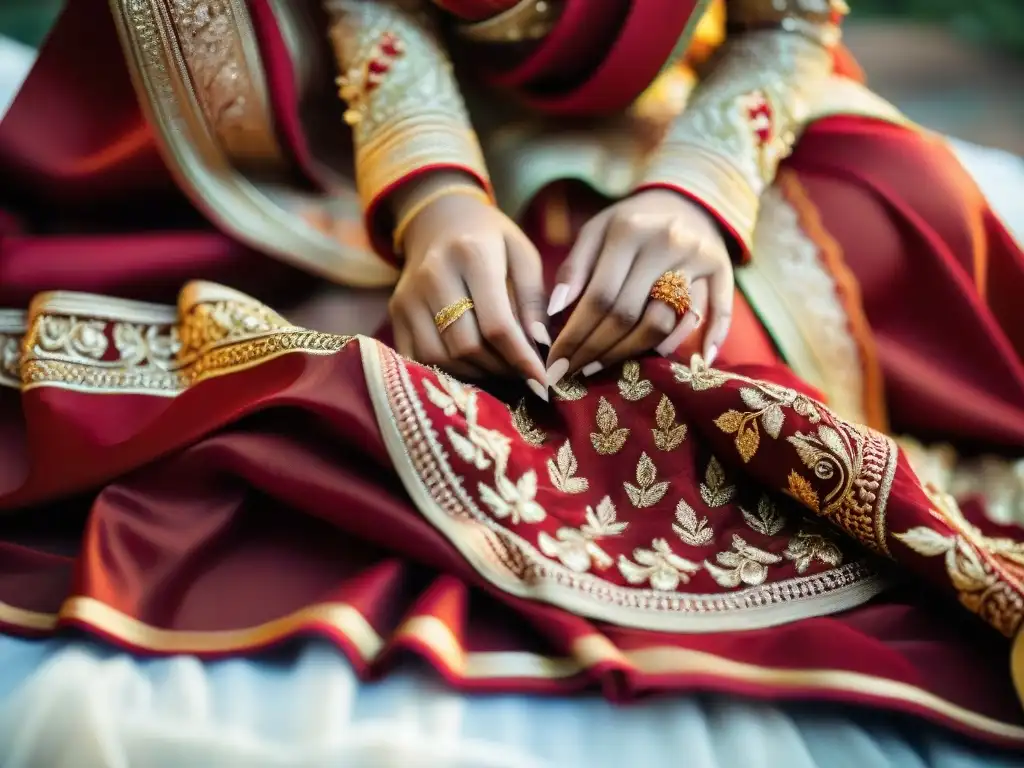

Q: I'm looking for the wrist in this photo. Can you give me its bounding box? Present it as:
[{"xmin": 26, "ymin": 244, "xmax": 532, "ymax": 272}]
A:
[{"xmin": 392, "ymin": 173, "xmax": 492, "ymax": 255}]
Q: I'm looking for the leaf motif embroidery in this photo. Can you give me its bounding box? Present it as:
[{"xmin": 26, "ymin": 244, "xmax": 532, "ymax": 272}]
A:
[
  {"xmin": 618, "ymin": 361, "xmax": 654, "ymax": 401},
  {"xmin": 699, "ymin": 456, "xmax": 736, "ymax": 507},
  {"xmin": 624, "ymin": 452, "xmax": 670, "ymax": 508},
  {"xmin": 509, "ymin": 399, "xmax": 546, "ymax": 447},
  {"xmin": 618, "ymin": 538, "xmax": 701, "ymax": 591},
  {"xmin": 704, "ymin": 534, "xmax": 782, "ymax": 589},
  {"xmin": 553, "ymin": 374, "xmax": 588, "ymax": 401},
  {"xmin": 672, "ymin": 498, "xmax": 714, "ymax": 546},
  {"xmin": 652, "ymin": 395, "xmax": 687, "ymax": 451},
  {"xmin": 546, "ymin": 440, "xmax": 590, "ymax": 494},
  {"xmin": 478, "ymin": 470, "xmax": 546, "ymax": 524},
  {"xmin": 424, "ymin": 379, "xmax": 459, "ymax": 416},
  {"xmin": 742, "ymin": 496, "xmax": 786, "ymax": 536},
  {"xmin": 671, "ymin": 355, "xmax": 729, "ymax": 391},
  {"xmin": 447, "ymin": 426, "xmax": 490, "ymax": 469},
  {"xmin": 785, "ymin": 470, "xmax": 820, "ymax": 513},
  {"xmin": 783, "ymin": 528, "xmax": 843, "ymax": 573},
  {"xmin": 591, "ymin": 396, "xmax": 630, "ymax": 455},
  {"xmin": 538, "ymin": 496, "xmax": 627, "ymax": 573}
]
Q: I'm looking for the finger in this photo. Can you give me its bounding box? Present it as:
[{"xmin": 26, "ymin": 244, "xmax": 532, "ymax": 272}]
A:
[
  {"xmin": 505, "ymin": 230, "xmax": 550, "ymax": 348},
  {"xmin": 565, "ymin": 236, "xmax": 677, "ymax": 375},
  {"xmin": 421, "ymin": 246, "xmax": 509, "ymax": 374},
  {"xmin": 655, "ymin": 277, "xmax": 709, "ymax": 358},
  {"xmin": 547, "ymin": 210, "xmax": 611, "ymax": 316},
  {"xmin": 406, "ymin": 299, "xmax": 487, "ymax": 379},
  {"xmin": 392, "ymin": 316, "xmax": 415, "ymax": 359},
  {"xmin": 464, "ymin": 240, "xmax": 548, "ymax": 385},
  {"xmin": 546, "ymin": 229, "xmax": 640, "ymax": 381},
  {"xmin": 586, "ymin": 299, "xmax": 680, "ymax": 375},
  {"xmin": 701, "ymin": 263, "xmax": 735, "ymax": 365}
]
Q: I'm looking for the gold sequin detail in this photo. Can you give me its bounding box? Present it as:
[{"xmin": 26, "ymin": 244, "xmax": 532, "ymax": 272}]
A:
[
  {"xmin": 591, "ymin": 397, "xmax": 630, "ymax": 456},
  {"xmin": 652, "ymin": 394, "xmax": 687, "ymax": 452},
  {"xmin": 624, "ymin": 452, "xmax": 670, "ymax": 509},
  {"xmin": 618, "ymin": 361, "xmax": 653, "ymax": 402},
  {"xmin": 509, "ymin": 399, "xmax": 547, "ymax": 446}
]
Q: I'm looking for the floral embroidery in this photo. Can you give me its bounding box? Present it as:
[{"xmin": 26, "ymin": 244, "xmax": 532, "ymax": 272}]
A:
[
  {"xmin": 547, "ymin": 440, "xmax": 590, "ymax": 495},
  {"xmin": 618, "ymin": 538, "xmax": 702, "ymax": 591},
  {"xmin": 699, "ymin": 455, "xmax": 736, "ymax": 508},
  {"xmin": 786, "ymin": 470, "xmax": 821, "ymax": 512},
  {"xmin": 652, "ymin": 394, "xmax": 688, "ymax": 451},
  {"xmin": 742, "ymin": 495, "xmax": 786, "ymax": 536},
  {"xmin": 713, "ymin": 382, "xmax": 818, "ymax": 463},
  {"xmin": 553, "ymin": 374, "xmax": 588, "ymax": 402},
  {"xmin": 479, "ymin": 470, "xmax": 546, "ymax": 524},
  {"xmin": 591, "ymin": 396, "xmax": 630, "ymax": 455},
  {"xmin": 784, "ymin": 527, "xmax": 843, "ymax": 574},
  {"xmin": 538, "ymin": 497, "xmax": 628, "ymax": 573},
  {"xmin": 671, "ymin": 355, "xmax": 728, "ymax": 391},
  {"xmin": 336, "ymin": 31, "xmax": 406, "ymax": 126},
  {"xmin": 509, "ymin": 399, "xmax": 547, "ymax": 446},
  {"xmin": 705, "ymin": 534, "xmax": 782, "ymax": 588},
  {"xmin": 618, "ymin": 361, "xmax": 654, "ymax": 402},
  {"xmin": 895, "ymin": 485, "xmax": 1024, "ymax": 638},
  {"xmin": 624, "ymin": 452, "xmax": 670, "ymax": 509},
  {"xmin": 673, "ymin": 498, "xmax": 715, "ymax": 547}
]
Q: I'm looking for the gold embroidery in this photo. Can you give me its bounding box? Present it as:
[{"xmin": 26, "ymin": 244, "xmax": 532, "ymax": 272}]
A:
[
  {"xmin": 537, "ymin": 496, "xmax": 627, "ymax": 573},
  {"xmin": 325, "ymin": 0, "xmax": 491, "ymax": 212},
  {"xmin": 19, "ymin": 287, "xmax": 351, "ymax": 396},
  {"xmin": 699, "ymin": 455, "xmax": 736, "ymax": 508},
  {"xmin": 0, "ymin": 311, "xmax": 26, "ymax": 389},
  {"xmin": 895, "ymin": 486, "xmax": 1024, "ymax": 639},
  {"xmin": 786, "ymin": 470, "xmax": 821, "ymax": 512},
  {"xmin": 784, "ymin": 527, "xmax": 843, "ymax": 574},
  {"xmin": 618, "ymin": 361, "xmax": 654, "ymax": 402},
  {"xmin": 640, "ymin": 26, "xmax": 835, "ymax": 249},
  {"xmin": 509, "ymin": 399, "xmax": 547, "ymax": 446},
  {"xmin": 788, "ymin": 424, "xmax": 894, "ymax": 555},
  {"xmin": 652, "ymin": 394, "xmax": 688, "ymax": 451},
  {"xmin": 673, "ymin": 498, "xmax": 715, "ymax": 547},
  {"xmin": 705, "ymin": 534, "xmax": 782, "ymax": 588},
  {"xmin": 624, "ymin": 453, "xmax": 670, "ymax": 509},
  {"xmin": 591, "ymin": 397, "xmax": 630, "ymax": 455},
  {"xmin": 673, "ymin": 355, "xmax": 895, "ymax": 555},
  {"xmin": 546, "ymin": 441, "xmax": 590, "ymax": 495},
  {"xmin": 618, "ymin": 538, "xmax": 702, "ymax": 591},
  {"xmin": 742, "ymin": 496, "xmax": 786, "ymax": 537},
  {"xmin": 553, "ymin": 374, "xmax": 587, "ymax": 402}
]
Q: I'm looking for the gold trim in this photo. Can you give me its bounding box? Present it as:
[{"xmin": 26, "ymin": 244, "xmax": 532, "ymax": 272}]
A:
[
  {"xmin": 2, "ymin": 594, "xmax": 1021, "ymax": 743},
  {"xmin": 456, "ymin": 0, "xmax": 561, "ymax": 43},
  {"xmin": 108, "ymin": 0, "xmax": 398, "ymax": 287}
]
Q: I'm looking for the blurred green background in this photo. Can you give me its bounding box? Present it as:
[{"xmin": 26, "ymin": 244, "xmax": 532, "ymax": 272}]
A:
[{"xmin": 1, "ymin": 0, "xmax": 1023, "ymax": 54}]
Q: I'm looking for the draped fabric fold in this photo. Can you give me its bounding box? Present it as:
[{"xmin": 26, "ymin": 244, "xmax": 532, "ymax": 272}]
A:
[{"xmin": 0, "ymin": 282, "xmax": 1023, "ymax": 747}]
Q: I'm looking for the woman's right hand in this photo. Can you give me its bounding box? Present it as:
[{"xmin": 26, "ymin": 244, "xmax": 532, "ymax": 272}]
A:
[{"xmin": 389, "ymin": 173, "xmax": 549, "ymax": 397}]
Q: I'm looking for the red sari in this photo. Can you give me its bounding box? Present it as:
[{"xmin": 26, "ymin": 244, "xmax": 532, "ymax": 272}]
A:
[{"xmin": 1, "ymin": 0, "xmax": 1024, "ymax": 751}]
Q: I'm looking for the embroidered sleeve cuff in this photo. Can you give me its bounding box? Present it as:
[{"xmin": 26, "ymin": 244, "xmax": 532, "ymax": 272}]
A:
[
  {"xmin": 638, "ymin": 148, "xmax": 761, "ymax": 260},
  {"xmin": 326, "ymin": 0, "xmax": 493, "ymax": 264}
]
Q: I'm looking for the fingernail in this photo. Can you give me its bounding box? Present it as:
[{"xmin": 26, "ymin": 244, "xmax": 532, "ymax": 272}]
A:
[
  {"xmin": 547, "ymin": 284, "xmax": 570, "ymax": 316},
  {"xmin": 706, "ymin": 344, "xmax": 719, "ymax": 365},
  {"xmin": 546, "ymin": 358, "xmax": 569, "ymax": 386},
  {"xmin": 656, "ymin": 337, "xmax": 678, "ymax": 358},
  {"xmin": 581, "ymin": 361, "xmax": 603, "ymax": 378},
  {"xmin": 527, "ymin": 378, "xmax": 549, "ymax": 402},
  {"xmin": 657, "ymin": 316, "xmax": 698, "ymax": 358},
  {"xmin": 530, "ymin": 321, "xmax": 551, "ymax": 346}
]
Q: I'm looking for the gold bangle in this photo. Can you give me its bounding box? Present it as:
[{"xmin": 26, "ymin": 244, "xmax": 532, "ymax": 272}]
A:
[{"xmin": 392, "ymin": 184, "xmax": 492, "ymax": 254}]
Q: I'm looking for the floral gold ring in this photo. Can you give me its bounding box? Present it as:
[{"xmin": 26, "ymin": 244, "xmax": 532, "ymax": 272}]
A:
[
  {"xmin": 650, "ymin": 271, "xmax": 692, "ymax": 317},
  {"xmin": 434, "ymin": 297, "xmax": 475, "ymax": 333}
]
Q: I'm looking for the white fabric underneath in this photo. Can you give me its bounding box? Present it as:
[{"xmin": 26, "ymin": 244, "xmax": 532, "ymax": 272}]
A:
[{"xmin": 0, "ymin": 638, "xmax": 1021, "ymax": 768}]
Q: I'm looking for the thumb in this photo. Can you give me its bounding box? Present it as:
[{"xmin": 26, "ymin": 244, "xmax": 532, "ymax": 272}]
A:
[{"xmin": 505, "ymin": 230, "xmax": 550, "ymax": 347}]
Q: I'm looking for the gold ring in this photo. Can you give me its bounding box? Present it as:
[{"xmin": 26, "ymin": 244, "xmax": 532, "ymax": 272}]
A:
[
  {"xmin": 434, "ymin": 297, "xmax": 475, "ymax": 333},
  {"xmin": 650, "ymin": 271, "xmax": 691, "ymax": 317}
]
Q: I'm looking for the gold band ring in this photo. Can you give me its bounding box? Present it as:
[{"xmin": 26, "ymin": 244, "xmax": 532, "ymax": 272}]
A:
[
  {"xmin": 434, "ymin": 297, "xmax": 475, "ymax": 333},
  {"xmin": 650, "ymin": 271, "xmax": 692, "ymax": 317}
]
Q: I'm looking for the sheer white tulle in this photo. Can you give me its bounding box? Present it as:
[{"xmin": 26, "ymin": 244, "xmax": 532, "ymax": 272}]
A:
[{"xmin": 1, "ymin": 638, "xmax": 1022, "ymax": 768}]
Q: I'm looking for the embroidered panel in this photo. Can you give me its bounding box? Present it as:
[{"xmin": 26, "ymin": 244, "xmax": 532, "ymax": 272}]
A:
[{"xmin": 374, "ymin": 348, "xmax": 886, "ymax": 632}]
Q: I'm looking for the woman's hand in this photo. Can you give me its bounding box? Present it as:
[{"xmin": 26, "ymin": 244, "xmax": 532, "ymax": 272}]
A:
[
  {"xmin": 545, "ymin": 189, "xmax": 734, "ymax": 381},
  {"xmin": 389, "ymin": 173, "xmax": 549, "ymax": 397}
]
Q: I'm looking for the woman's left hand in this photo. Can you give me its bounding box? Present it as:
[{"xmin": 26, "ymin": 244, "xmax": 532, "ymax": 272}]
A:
[{"xmin": 545, "ymin": 189, "xmax": 734, "ymax": 381}]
